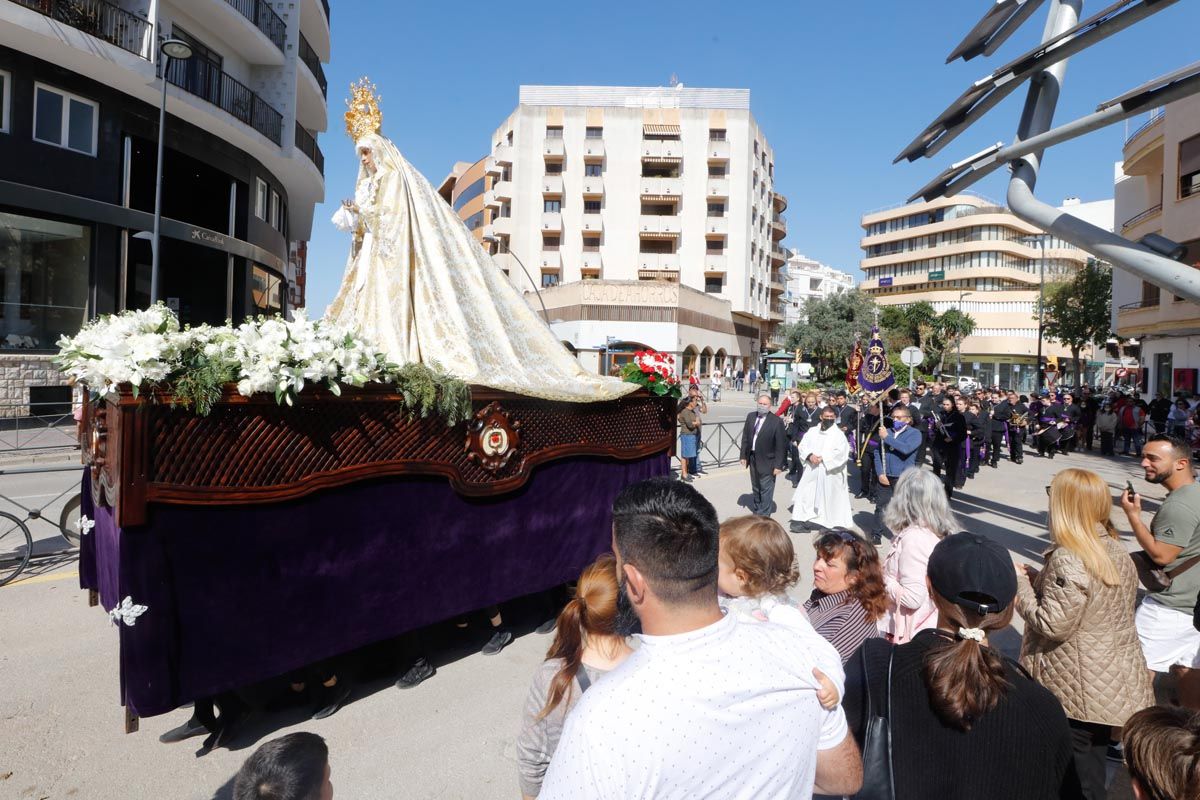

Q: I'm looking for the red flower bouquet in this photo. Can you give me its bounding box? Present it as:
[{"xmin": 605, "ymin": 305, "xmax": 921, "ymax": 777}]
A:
[{"xmin": 620, "ymin": 350, "xmax": 681, "ymax": 398}]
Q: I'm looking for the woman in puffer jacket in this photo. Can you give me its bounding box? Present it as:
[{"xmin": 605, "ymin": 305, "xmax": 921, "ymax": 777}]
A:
[{"xmin": 1015, "ymin": 468, "xmax": 1154, "ymax": 800}]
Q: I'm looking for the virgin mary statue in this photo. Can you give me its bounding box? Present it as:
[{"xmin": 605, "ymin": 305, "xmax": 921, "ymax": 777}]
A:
[{"xmin": 326, "ymin": 80, "xmax": 634, "ymax": 403}]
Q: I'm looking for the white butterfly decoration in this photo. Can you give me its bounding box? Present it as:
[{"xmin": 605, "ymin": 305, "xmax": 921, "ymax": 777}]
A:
[
  {"xmin": 77, "ymin": 515, "xmax": 95, "ymax": 536},
  {"xmin": 109, "ymin": 596, "xmax": 148, "ymax": 627}
]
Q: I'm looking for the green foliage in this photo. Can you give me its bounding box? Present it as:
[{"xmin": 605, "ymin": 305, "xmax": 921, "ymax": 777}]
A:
[
  {"xmin": 170, "ymin": 349, "xmax": 239, "ymax": 417},
  {"xmin": 1042, "ymin": 263, "xmax": 1112, "ymax": 387},
  {"xmin": 390, "ymin": 361, "xmax": 473, "ymax": 427},
  {"xmin": 781, "ymin": 290, "xmax": 877, "ymax": 380},
  {"xmin": 878, "ymin": 302, "xmax": 976, "ymax": 376}
]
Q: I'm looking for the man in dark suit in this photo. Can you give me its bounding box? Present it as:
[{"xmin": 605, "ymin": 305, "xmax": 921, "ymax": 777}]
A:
[{"xmin": 740, "ymin": 393, "xmax": 789, "ymax": 516}]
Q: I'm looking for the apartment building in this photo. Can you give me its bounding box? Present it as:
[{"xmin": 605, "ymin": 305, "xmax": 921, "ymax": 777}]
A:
[
  {"xmin": 782, "ymin": 251, "xmax": 855, "ymax": 325},
  {"xmin": 437, "ymin": 156, "xmax": 489, "ymax": 244},
  {"xmin": 480, "ymin": 85, "xmax": 788, "ymax": 375},
  {"xmin": 858, "ymin": 194, "xmax": 1112, "ymax": 392},
  {"xmin": 0, "ymin": 0, "xmax": 329, "ymax": 409},
  {"xmin": 1113, "ymin": 94, "xmax": 1200, "ymax": 398}
]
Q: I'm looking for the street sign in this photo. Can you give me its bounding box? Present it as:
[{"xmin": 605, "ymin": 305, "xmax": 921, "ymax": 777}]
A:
[
  {"xmin": 900, "ymin": 346, "xmax": 924, "ymax": 367},
  {"xmin": 928, "ymin": 270, "xmax": 945, "ymax": 281}
]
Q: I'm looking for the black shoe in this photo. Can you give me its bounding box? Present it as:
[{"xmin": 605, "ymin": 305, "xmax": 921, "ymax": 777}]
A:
[
  {"xmin": 396, "ymin": 658, "xmax": 435, "ymax": 689},
  {"xmin": 854, "ymin": 492, "xmax": 868, "ymax": 500},
  {"xmin": 535, "ymin": 617, "xmax": 557, "ymax": 635},
  {"xmin": 159, "ymin": 717, "xmax": 207, "ymax": 744},
  {"xmin": 481, "ymin": 628, "xmax": 514, "ymax": 656},
  {"xmin": 196, "ymin": 713, "xmax": 241, "ymax": 756},
  {"xmin": 311, "ymin": 680, "xmax": 353, "ymax": 720},
  {"xmin": 789, "ymin": 520, "xmax": 810, "ymax": 533}
]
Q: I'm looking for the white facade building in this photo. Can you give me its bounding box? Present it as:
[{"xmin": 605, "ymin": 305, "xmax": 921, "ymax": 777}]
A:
[
  {"xmin": 481, "ymin": 85, "xmax": 788, "ymax": 374},
  {"xmin": 782, "ymin": 251, "xmax": 855, "ymax": 325},
  {"xmin": 1113, "ymin": 95, "xmax": 1200, "ymax": 398}
]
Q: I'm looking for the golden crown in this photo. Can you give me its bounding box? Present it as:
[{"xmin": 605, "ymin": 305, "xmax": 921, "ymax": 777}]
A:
[{"xmin": 344, "ymin": 77, "xmax": 383, "ymax": 142}]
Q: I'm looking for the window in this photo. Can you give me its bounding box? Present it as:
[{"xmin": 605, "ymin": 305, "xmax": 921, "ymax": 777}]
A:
[
  {"xmin": 583, "ymin": 200, "xmax": 601, "ymax": 214},
  {"xmin": 585, "ymin": 126, "xmax": 603, "ymax": 139},
  {"xmin": 33, "ymin": 84, "xmax": 97, "ymax": 155},
  {"xmin": 255, "ymin": 179, "xmax": 268, "ymax": 220},
  {"xmin": 270, "ymin": 190, "xmax": 281, "ymax": 230},
  {"xmin": 543, "ymin": 198, "xmax": 562, "ymax": 213},
  {"xmin": 542, "ymin": 235, "xmax": 560, "ymax": 251},
  {"xmin": 545, "ymin": 126, "xmax": 563, "ymax": 139},
  {"xmin": 541, "ymin": 272, "xmax": 560, "ymax": 287},
  {"xmin": 0, "ymin": 70, "xmax": 9, "ymax": 134},
  {"xmin": 1181, "ymin": 134, "xmax": 1200, "ymax": 198},
  {"xmin": 452, "ymin": 178, "xmax": 486, "ymax": 212},
  {"xmin": 584, "ymin": 162, "xmax": 603, "ymax": 177},
  {"xmin": 708, "ymin": 164, "xmax": 726, "ymax": 177},
  {"xmin": 463, "ymin": 211, "xmax": 484, "ymax": 230},
  {"xmin": 709, "ymin": 128, "xmax": 726, "ymax": 141},
  {"xmin": 0, "ymin": 211, "xmax": 90, "ymax": 348},
  {"xmin": 705, "ymin": 276, "xmax": 724, "ymax": 293},
  {"xmin": 1141, "ymin": 280, "xmax": 1161, "ymax": 307},
  {"xmin": 707, "ymin": 202, "xmax": 725, "ymax": 217},
  {"xmin": 706, "ymin": 240, "xmax": 725, "ymax": 254},
  {"xmin": 545, "ymin": 161, "xmax": 563, "ymax": 175},
  {"xmin": 582, "ymin": 235, "xmax": 600, "ymax": 252},
  {"xmin": 251, "ymin": 265, "xmax": 284, "ymax": 316},
  {"xmin": 753, "ymin": 141, "xmax": 759, "ymax": 155}
]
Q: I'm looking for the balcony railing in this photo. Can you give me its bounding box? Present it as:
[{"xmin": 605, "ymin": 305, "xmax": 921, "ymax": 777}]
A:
[
  {"xmin": 166, "ymin": 59, "xmax": 283, "ymax": 145},
  {"xmin": 1119, "ymin": 299, "xmax": 1160, "ymax": 311},
  {"xmin": 1121, "ymin": 204, "xmax": 1162, "ymax": 232},
  {"xmin": 14, "ymin": 0, "xmax": 152, "ymax": 60},
  {"xmin": 298, "ymin": 32, "xmax": 327, "ymax": 98},
  {"xmin": 223, "ymin": 0, "xmax": 286, "ymax": 52},
  {"xmin": 1124, "ymin": 108, "xmax": 1165, "ymax": 147},
  {"xmin": 294, "ymin": 122, "xmax": 323, "ymax": 173}
]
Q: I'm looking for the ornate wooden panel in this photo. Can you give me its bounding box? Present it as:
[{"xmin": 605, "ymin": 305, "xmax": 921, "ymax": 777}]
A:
[{"xmin": 81, "ymin": 385, "xmax": 675, "ymax": 526}]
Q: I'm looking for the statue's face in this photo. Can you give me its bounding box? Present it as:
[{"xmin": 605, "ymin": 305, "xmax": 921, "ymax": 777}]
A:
[{"xmin": 359, "ymin": 147, "xmax": 376, "ymax": 172}]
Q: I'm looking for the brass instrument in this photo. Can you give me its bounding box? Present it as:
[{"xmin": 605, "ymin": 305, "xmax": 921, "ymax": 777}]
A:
[{"xmin": 1009, "ymin": 411, "xmax": 1029, "ymax": 429}]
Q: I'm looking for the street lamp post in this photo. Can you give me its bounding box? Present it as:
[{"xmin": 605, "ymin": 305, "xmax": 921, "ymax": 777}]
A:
[
  {"xmin": 956, "ymin": 290, "xmax": 973, "ymax": 377},
  {"xmin": 150, "ymin": 38, "xmax": 194, "ymax": 305},
  {"xmin": 481, "ymin": 235, "xmax": 550, "ymax": 324},
  {"xmin": 1036, "ymin": 235, "xmax": 1046, "ymax": 393}
]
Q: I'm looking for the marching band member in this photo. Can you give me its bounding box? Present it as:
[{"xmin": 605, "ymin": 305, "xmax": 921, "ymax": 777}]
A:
[{"xmin": 989, "ymin": 390, "xmax": 1027, "ymax": 466}]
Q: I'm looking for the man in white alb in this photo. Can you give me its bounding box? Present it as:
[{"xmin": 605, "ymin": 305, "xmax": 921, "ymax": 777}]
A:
[
  {"xmin": 790, "ymin": 406, "xmax": 854, "ymax": 532},
  {"xmin": 539, "ymin": 478, "xmax": 863, "ymax": 800}
]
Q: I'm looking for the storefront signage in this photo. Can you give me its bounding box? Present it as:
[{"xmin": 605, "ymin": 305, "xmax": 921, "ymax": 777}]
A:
[
  {"xmin": 879, "ymin": 277, "xmax": 893, "ymax": 287},
  {"xmin": 928, "ymin": 270, "xmax": 945, "ymax": 281},
  {"xmin": 191, "ymin": 229, "xmax": 227, "ymax": 246}
]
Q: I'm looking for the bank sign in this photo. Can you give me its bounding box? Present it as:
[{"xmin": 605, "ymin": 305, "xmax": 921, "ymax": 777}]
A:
[{"xmin": 879, "ymin": 277, "xmax": 893, "ymax": 287}]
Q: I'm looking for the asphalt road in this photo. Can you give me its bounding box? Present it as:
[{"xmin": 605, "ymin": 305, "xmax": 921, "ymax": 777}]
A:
[{"xmin": 0, "ymin": 403, "xmax": 1147, "ymax": 799}]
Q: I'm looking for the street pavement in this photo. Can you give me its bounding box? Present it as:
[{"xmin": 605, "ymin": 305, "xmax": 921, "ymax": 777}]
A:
[{"xmin": 0, "ymin": 389, "xmax": 1148, "ymax": 799}]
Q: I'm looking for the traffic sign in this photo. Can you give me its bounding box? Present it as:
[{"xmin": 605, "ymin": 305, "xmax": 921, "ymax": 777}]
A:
[
  {"xmin": 900, "ymin": 347, "xmax": 924, "ymax": 367},
  {"xmin": 928, "ymin": 270, "xmax": 945, "ymax": 281}
]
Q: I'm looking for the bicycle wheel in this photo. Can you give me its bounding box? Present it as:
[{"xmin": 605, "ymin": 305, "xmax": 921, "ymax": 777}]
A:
[
  {"xmin": 59, "ymin": 493, "xmax": 83, "ymax": 548},
  {"xmin": 0, "ymin": 510, "xmax": 33, "ymax": 587}
]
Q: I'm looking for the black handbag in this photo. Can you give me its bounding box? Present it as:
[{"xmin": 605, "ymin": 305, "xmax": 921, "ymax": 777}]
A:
[{"xmin": 853, "ymin": 642, "xmax": 896, "ymax": 800}]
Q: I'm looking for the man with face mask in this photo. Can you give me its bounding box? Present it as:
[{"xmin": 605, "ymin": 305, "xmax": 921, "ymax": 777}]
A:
[
  {"xmin": 790, "ymin": 407, "xmax": 854, "ymax": 532},
  {"xmin": 871, "ymin": 405, "xmax": 923, "ymax": 545},
  {"xmin": 739, "ymin": 394, "xmax": 790, "ymax": 516},
  {"xmin": 540, "ymin": 478, "xmax": 862, "ymax": 799}
]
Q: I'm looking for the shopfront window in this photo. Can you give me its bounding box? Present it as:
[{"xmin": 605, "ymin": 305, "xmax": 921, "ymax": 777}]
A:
[
  {"xmin": 0, "ymin": 212, "xmax": 90, "ymax": 349},
  {"xmin": 251, "ymin": 265, "xmax": 284, "ymax": 316}
]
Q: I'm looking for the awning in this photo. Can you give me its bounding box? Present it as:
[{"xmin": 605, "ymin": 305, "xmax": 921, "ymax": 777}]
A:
[
  {"xmin": 641, "ymin": 156, "xmax": 682, "ymax": 164},
  {"xmin": 703, "ymin": 270, "xmax": 727, "ymax": 276},
  {"xmin": 643, "ymin": 124, "xmax": 680, "ymax": 136},
  {"xmin": 638, "ymin": 231, "xmax": 679, "ymax": 240},
  {"xmin": 640, "ymin": 194, "xmax": 679, "ymax": 202}
]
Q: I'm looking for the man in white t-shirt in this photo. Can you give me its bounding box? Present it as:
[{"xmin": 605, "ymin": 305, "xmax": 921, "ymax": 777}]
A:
[{"xmin": 539, "ymin": 478, "xmax": 862, "ymax": 800}]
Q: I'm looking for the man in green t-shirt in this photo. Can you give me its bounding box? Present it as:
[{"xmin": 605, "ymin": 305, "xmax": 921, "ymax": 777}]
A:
[{"xmin": 1121, "ymin": 434, "xmax": 1200, "ymax": 710}]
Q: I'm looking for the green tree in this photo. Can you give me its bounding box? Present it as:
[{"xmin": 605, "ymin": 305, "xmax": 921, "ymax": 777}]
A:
[
  {"xmin": 877, "ymin": 302, "xmax": 974, "ymax": 377},
  {"xmin": 780, "ymin": 290, "xmax": 877, "ymax": 381},
  {"xmin": 1042, "ymin": 262, "xmax": 1112, "ymax": 388},
  {"xmin": 931, "ymin": 309, "xmax": 977, "ymax": 376}
]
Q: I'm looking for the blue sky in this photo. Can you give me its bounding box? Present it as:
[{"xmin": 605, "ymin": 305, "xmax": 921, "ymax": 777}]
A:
[{"xmin": 304, "ymin": 0, "xmax": 1198, "ymax": 311}]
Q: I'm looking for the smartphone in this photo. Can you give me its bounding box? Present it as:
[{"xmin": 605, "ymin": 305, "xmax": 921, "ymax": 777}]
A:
[{"xmin": 1126, "ymin": 481, "xmax": 1137, "ymax": 501}]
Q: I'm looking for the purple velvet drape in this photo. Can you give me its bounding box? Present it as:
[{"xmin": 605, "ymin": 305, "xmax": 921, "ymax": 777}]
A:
[{"xmin": 78, "ymin": 453, "xmax": 667, "ymax": 718}]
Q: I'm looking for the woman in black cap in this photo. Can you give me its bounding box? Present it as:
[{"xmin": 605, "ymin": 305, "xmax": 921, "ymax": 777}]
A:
[{"xmin": 841, "ymin": 532, "xmax": 1077, "ymax": 800}]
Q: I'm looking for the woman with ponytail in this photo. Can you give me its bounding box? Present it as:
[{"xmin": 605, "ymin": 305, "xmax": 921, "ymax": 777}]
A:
[
  {"xmin": 516, "ymin": 554, "xmax": 631, "ymax": 799},
  {"xmin": 842, "ymin": 532, "xmax": 1076, "ymax": 799},
  {"xmin": 1016, "ymin": 468, "xmax": 1154, "ymax": 800}
]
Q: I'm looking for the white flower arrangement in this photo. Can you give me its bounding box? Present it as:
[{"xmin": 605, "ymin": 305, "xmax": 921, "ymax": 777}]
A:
[{"xmin": 55, "ymin": 305, "xmax": 472, "ymax": 424}]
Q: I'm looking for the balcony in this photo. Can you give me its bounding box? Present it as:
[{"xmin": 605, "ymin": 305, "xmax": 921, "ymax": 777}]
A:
[
  {"xmin": 540, "ymin": 251, "xmax": 562, "ymax": 270},
  {"xmin": 542, "ymin": 137, "xmax": 565, "ymax": 159},
  {"xmin": 581, "ymin": 213, "xmax": 603, "ymax": 232},
  {"xmin": 484, "ymin": 157, "xmax": 502, "ymax": 176},
  {"xmin": 638, "ymin": 215, "xmax": 682, "ymax": 235},
  {"xmin": 705, "ymin": 254, "xmax": 727, "ymax": 272},
  {"xmin": 12, "ymin": 0, "xmax": 153, "ymax": 60},
  {"xmin": 1117, "ymin": 297, "xmax": 1200, "ymax": 338},
  {"xmin": 541, "ymin": 175, "xmax": 564, "ymax": 194},
  {"xmin": 294, "ymin": 122, "xmax": 323, "ymax": 173},
  {"xmin": 641, "ymin": 139, "xmax": 683, "ymax": 160},
  {"xmin": 704, "ymin": 216, "xmax": 728, "ymax": 236},
  {"xmin": 706, "ymin": 140, "xmax": 730, "ymax": 161},
  {"xmin": 491, "ymin": 180, "xmax": 513, "ymax": 201},
  {"xmin": 583, "ymin": 138, "xmax": 605, "ymax": 158},
  {"xmin": 773, "ymin": 192, "xmax": 788, "ymax": 212},
  {"xmin": 298, "ymin": 32, "xmax": 327, "ymax": 98},
  {"xmin": 771, "ymin": 245, "xmax": 787, "ymax": 265},
  {"xmin": 483, "ymin": 189, "xmax": 500, "ymax": 208},
  {"xmin": 581, "ymin": 251, "xmax": 603, "ymax": 271},
  {"xmin": 769, "ymin": 276, "xmax": 786, "ymax": 293},
  {"xmin": 640, "ymin": 177, "xmax": 683, "ymax": 197},
  {"xmin": 484, "ymin": 216, "xmax": 514, "ymax": 237},
  {"xmin": 771, "ymin": 214, "xmax": 787, "ymax": 240},
  {"xmin": 581, "ymin": 176, "xmax": 604, "ymax": 196},
  {"xmin": 166, "ymin": 58, "xmax": 282, "ymax": 145},
  {"xmin": 1121, "ymin": 204, "xmax": 1163, "ymax": 235},
  {"xmin": 541, "ymin": 212, "xmax": 562, "ymax": 232},
  {"xmin": 224, "ymin": 0, "xmax": 286, "ymax": 52},
  {"xmin": 707, "ymin": 178, "xmax": 730, "ymax": 198},
  {"xmin": 637, "ymin": 253, "xmax": 680, "ymax": 271},
  {"xmin": 493, "ymin": 143, "xmax": 514, "ymax": 165}
]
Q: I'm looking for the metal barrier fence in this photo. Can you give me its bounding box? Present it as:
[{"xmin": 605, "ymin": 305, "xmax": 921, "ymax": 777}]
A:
[
  {"xmin": 680, "ymin": 420, "xmax": 745, "ymax": 469},
  {"xmin": 0, "ymin": 400, "xmax": 80, "ymax": 454}
]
